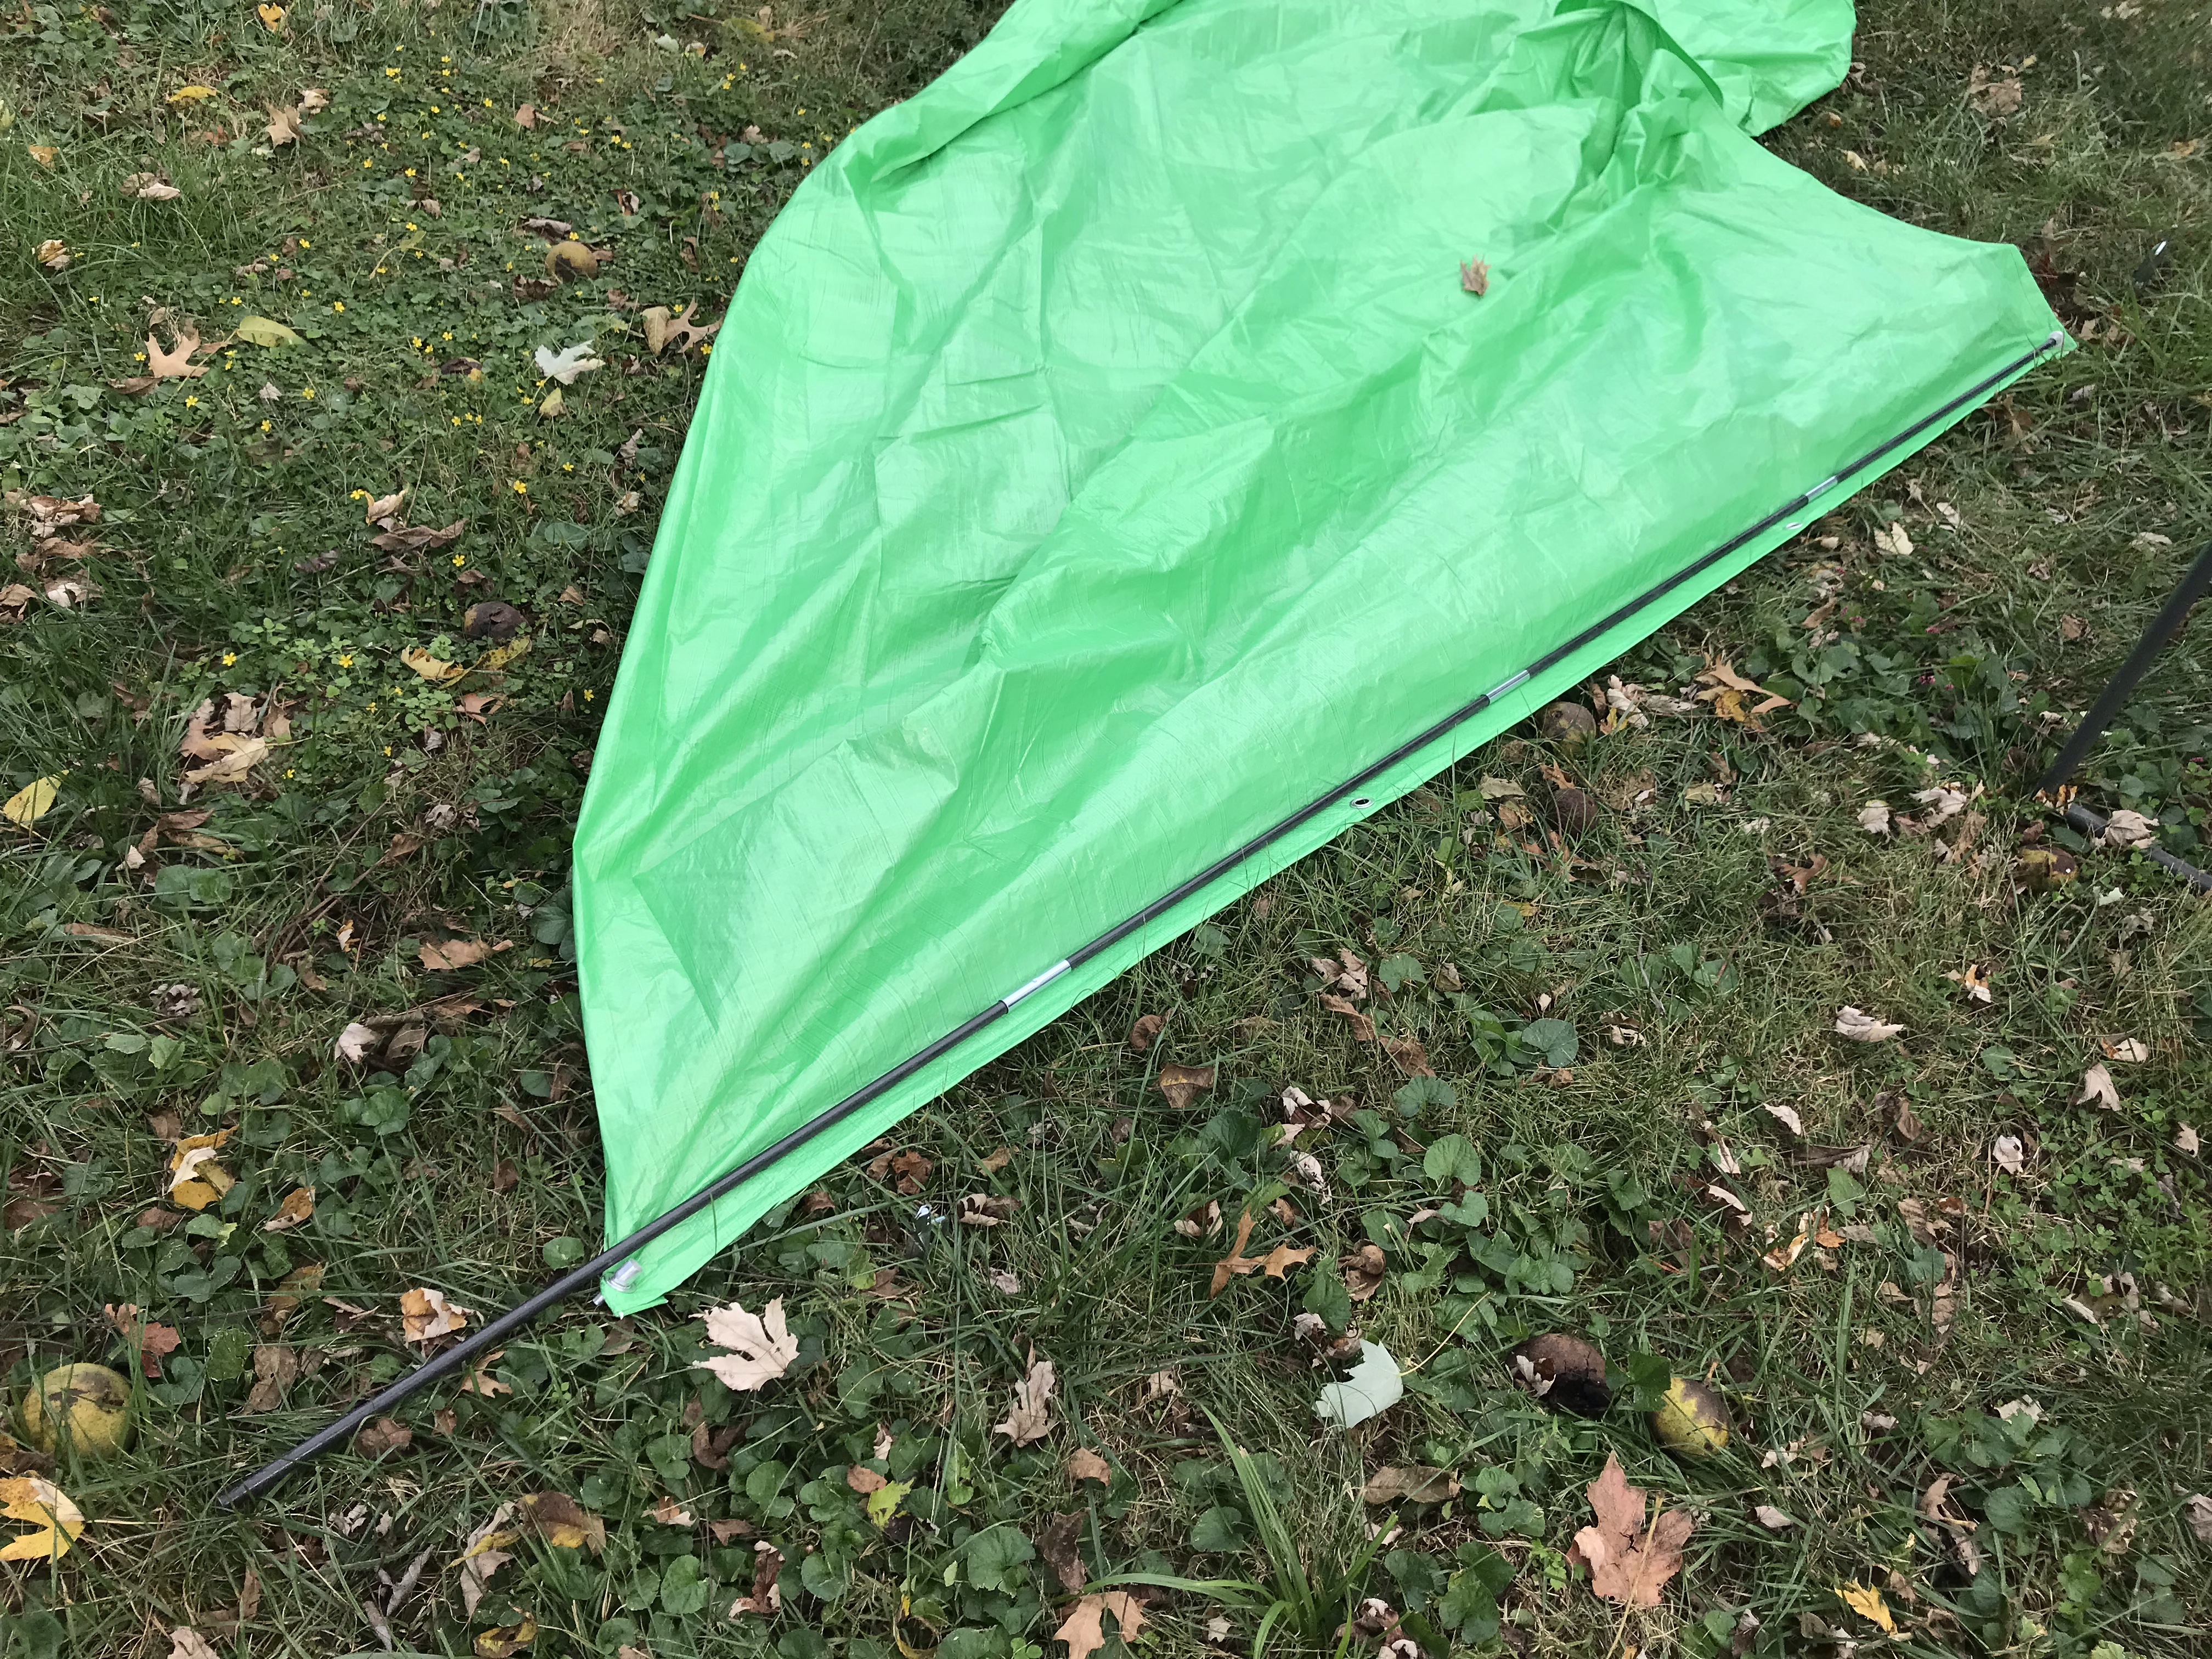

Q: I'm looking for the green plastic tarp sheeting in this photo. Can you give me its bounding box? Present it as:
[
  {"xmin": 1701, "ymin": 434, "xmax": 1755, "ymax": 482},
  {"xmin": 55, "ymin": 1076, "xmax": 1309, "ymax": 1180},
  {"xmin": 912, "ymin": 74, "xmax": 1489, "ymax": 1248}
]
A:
[{"xmin": 574, "ymin": 0, "xmax": 2063, "ymax": 1312}]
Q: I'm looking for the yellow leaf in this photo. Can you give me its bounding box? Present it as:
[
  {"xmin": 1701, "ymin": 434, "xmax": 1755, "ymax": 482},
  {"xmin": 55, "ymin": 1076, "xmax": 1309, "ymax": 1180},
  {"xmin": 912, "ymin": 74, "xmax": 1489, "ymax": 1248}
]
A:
[
  {"xmin": 257, "ymin": 3, "xmax": 286, "ymax": 29},
  {"xmin": 1838, "ymin": 1582, "xmax": 1895, "ymax": 1633},
  {"xmin": 235, "ymin": 315, "xmax": 303, "ymax": 348},
  {"xmin": 27, "ymin": 144, "xmax": 56, "ymax": 166},
  {"xmin": 2, "ymin": 775, "xmax": 62, "ymax": 829},
  {"xmin": 864, "ymin": 1477, "xmax": 913, "ymax": 1527},
  {"xmin": 478, "ymin": 635, "xmax": 532, "ymax": 674},
  {"xmin": 167, "ymin": 85, "xmax": 217, "ymax": 103},
  {"xmin": 401, "ymin": 645, "xmax": 465, "ymax": 684},
  {"xmin": 473, "ymin": 1617, "xmax": 535, "ymax": 1657},
  {"xmin": 0, "ymin": 1476, "xmax": 86, "ymax": 1562},
  {"xmin": 169, "ymin": 1129, "xmax": 235, "ymax": 1211}
]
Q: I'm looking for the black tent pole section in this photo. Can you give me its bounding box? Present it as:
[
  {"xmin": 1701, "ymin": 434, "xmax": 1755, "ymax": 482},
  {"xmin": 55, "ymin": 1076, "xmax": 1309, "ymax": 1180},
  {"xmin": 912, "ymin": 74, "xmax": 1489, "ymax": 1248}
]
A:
[
  {"xmin": 213, "ymin": 331, "xmax": 2061, "ymax": 1511},
  {"xmin": 2034, "ymin": 535, "xmax": 2212, "ymax": 894}
]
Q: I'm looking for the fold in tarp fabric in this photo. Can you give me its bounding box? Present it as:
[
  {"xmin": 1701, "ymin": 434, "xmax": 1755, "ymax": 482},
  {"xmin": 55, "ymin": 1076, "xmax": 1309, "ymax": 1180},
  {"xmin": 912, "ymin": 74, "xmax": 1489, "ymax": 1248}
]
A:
[{"xmin": 574, "ymin": 0, "xmax": 2064, "ymax": 1312}]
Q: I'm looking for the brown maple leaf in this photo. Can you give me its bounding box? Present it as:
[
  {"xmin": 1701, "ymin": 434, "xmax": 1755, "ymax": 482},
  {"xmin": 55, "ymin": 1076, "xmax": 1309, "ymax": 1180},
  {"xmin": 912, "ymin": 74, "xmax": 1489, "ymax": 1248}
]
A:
[{"xmin": 1566, "ymin": 1453, "xmax": 1695, "ymax": 1607}]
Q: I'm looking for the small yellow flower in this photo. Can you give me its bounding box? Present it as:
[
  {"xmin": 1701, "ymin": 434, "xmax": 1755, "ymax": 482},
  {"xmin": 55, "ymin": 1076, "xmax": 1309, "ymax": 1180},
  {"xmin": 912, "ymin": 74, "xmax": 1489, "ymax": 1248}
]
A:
[
  {"xmin": 284, "ymin": 768, "xmax": 296, "ymax": 778},
  {"xmin": 385, "ymin": 66, "xmax": 399, "ymax": 76},
  {"xmin": 351, "ymin": 489, "xmax": 368, "ymax": 499},
  {"xmin": 562, "ymin": 462, "xmax": 574, "ymax": 472},
  {"xmin": 222, "ymin": 652, "xmax": 238, "ymax": 665},
  {"xmin": 259, "ymin": 420, "xmax": 272, "ymax": 432},
  {"xmin": 383, "ymin": 745, "xmax": 393, "ymax": 755},
  {"xmin": 363, "ymin": 159, "xmax": 374, "ymax": 168},
  {"xmin": 302, "ymin": 387, "xmax": 315, "ymax": 399},
  {"xmin": 185, "ymin": 395, "xmax": 200, "ymax": 407},
  {"xmin": 405, "ymin": 167, "xmax": 417, "ymax": 177},
  {"xmin": 134, "ymin": 352, "xmax": 146, "ymax": 362},
  {"xmin": 300, "ymin": 239, "xmax": 311, "ymax": 249},
  {"xmin": 583, "ymin": 689, "xmax": 594, "ymax": 701},
  {"xmin": 442, "ymin": 331, "xmax": 453, "ymax": 341},
  {"xmin": 511, "ymin": 481, "xmax": 528, "ymax": 494},
  {"xmin": 452, "ymin": 415, "xmax": 462, "ymax": 426},
  {"xmin": 452, "ymin": 554, "xmax": 467, "ymax": 567},
  {"xmin": 338, "ymin": 654, "xmax": 354, "ymax": 667},
  {"xmin": 407, "ymin": 222, "xmax": 418, "ymax": 231},
  {"xmin": 332, "ymin": 302, "xmax": 345, "ymax": 313}
]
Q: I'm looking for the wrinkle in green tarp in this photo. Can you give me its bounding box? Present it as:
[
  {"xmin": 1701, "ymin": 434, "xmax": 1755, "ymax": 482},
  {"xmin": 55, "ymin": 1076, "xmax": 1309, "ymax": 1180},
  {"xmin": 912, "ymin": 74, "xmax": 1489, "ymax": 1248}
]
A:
[{"xmin": 574, "ymin": 0, "xmax": 2062, "ymax": 1311}]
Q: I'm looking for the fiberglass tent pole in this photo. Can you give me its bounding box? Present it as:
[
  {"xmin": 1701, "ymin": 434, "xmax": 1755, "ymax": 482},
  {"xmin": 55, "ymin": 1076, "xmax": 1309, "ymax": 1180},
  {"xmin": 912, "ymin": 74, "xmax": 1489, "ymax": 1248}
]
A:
[
  {"xmin": 213, "ymin": 331, "xmax": 2064, "ymax": 1511},
  {"xmin": 2034, "ymin": 535, "xmax": 2212, "ymax": 894}
]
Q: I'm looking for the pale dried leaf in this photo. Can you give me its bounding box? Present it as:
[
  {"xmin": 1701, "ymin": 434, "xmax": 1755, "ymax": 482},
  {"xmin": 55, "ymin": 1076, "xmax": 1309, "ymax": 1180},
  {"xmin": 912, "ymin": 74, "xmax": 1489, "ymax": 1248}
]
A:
[
  {"xmin": 1834, "ymin": 1006, "xmax": 1904, "ymax": 1042},
  {"xmin": 692, "ymin": 1297, "xmax": 799, "ymax": 1391},
  {"xmin": 2077, "ymin": 1064, "xmax": 2119, "ymax": 1111},
  {"xmin": 399, "ymin": 1286, "xmax": 471, "ymax": 1344},
  {"xmin": 1054, "ymin": 1592, "xmax": 1147, "ymax": 1659},
  {"xmin": 993, "ymin": 1353, "xmax": 1056, "ymax": 1445}
]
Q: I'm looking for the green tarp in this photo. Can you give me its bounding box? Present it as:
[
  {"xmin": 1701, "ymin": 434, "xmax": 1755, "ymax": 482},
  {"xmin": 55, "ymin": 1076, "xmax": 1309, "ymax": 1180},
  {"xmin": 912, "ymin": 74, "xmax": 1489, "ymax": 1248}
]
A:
[{"xmin": 574, "ymin": 0, "xmax": 2062, "ymax": 1311}]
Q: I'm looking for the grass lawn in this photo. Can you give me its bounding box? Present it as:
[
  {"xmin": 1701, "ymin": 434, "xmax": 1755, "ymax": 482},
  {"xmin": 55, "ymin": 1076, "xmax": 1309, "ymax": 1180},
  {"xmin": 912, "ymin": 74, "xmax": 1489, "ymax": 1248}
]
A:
[{"xmin": 3, "ymin": 0, "xmax": 2209, "ymax": 1655}]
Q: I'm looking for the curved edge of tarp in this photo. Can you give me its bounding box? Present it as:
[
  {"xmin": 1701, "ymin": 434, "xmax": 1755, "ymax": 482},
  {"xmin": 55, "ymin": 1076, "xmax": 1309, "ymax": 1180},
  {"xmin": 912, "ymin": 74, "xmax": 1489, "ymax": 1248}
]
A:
[{"xmin": 597, "ymin": 326, "xmax": 2068, "ymax": 1314}]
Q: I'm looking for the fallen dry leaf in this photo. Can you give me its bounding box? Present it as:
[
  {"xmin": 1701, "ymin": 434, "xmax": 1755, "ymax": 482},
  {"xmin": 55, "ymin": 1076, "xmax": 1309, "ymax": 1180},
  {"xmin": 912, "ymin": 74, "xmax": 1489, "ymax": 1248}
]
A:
[
  {"xmin": 1946, "ymin": 964, "xmax": 1993, "ymax": 1005},
  {"xmin": 1857, "ymin": 800, "xmax": 1892, "ymax": 835},
  {"xmin": 266, "ymin": 104, "xmax": 301, "ymax": 145},
  {"xmin": 168, "ymin": 1630, "xmax": 221, "ymax": 1659},
  {"xmin": 459, "ymin": 1506, "xmax": 517, "ymax": 1615},
  {"xmin": 1054, "ymin": 1590, "xmax": 1147, "ymax": 1659},
  {"xmin": 123, "ymin": 172, "xmax": 182, "ymax": 200},
  {"xmin": 1991, "ymin": 1135, "xmax": 2024, "ymax": 1175},
  {"xmin": 241, "ymin": 1345, "xmax": 298, "ymax": 1413},
  {"xmin": 520, "ymin": 1491, "xmax": 605, "ymax": 1554},
  {"xmin": 1319, "ymin": 992, "xmax": 1377, "ymax": 1042},
  {"xmin": 2077, "ymin": 1064, "xmax": 2120, "ymax": 1111},
  {"xmin": 1127, "ymin": 1013, "xmax": 1164, "ymax": 1051},
  {"xmin": 401, "ymin": 645, "xmax": 465, "ymax": 684},
  {"xmin": 1209, "ymin": 1209, "xmax": 1314, "ymax": 1297},
  {"xmin": 1068, "ymin": 1448, "xmax": 1111, "ymax": 1486},
  {"xmin": 147, "ymin": 328, "xmax": 207, "ymax": 380},
  {"xmin": 1838, "ymin": 1582, "xmax": 1895, "ymax": 1632},
  {"xmin": 1362, "ymin": 1465, "xmax": 1460, "ymax": 1505},
  {"xmin": 1343, "ymin": 1242, "xmax": 1387, "ymax": 1300},
  {"xmin": 1566, "ymin": 1454, "xmax": 1694, "ymax": 1607},
  {"xmin": 399, "ymin": 1286, "xmax": 472, "ymax": 1344},
  {"xmin": 419, "ymin": 936, "xmax": 494, "ymax": 970},
  {"xmin": 1966, "ymin": 65, "xmax": 2023, "ymax": 116},
  {"xmin": 993, "ymin": 1352, "xmax": 1056, "ymax": 1445},
  {"xmin": 1834, "ymin": 1006, "xmax": 1904, "ymax": 1043},
  {"xmin": 0, "ymin": 1476, "xmax": 84, "ymax": 1562},
  {"xmin": 262, "ymin": 1185, "xmax": 314, "ymax": 1232},
  {"xmin": 354, "ymin": 1415, "xmax": 411, "ymax": 1451},
  {"xmin": 692, "ymin": 1297, "xmax": 799, "ymax": 1391},
  {"xmin": 2100, "ymin": 809, "xmax": 2157, "ymax": 850},
  {"xmin": 1156, "ymin": 1062, "xmax": 1214, "ymax": 1109},
  {"xmin": 2183, "ymin": 1493, "xmax": 2212, "ymax": 1545},
  {"xmin": 2102, "ymin": 1036, "xmax": 2150, "ymax": 1064},
  {"xmin": 168, "ymin": 1128, "xmax": 235, "ymax": 1209},
  {"xmin": 1753, "ymin": 1504, "xmax": 1793, "ymax": 1531}
]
